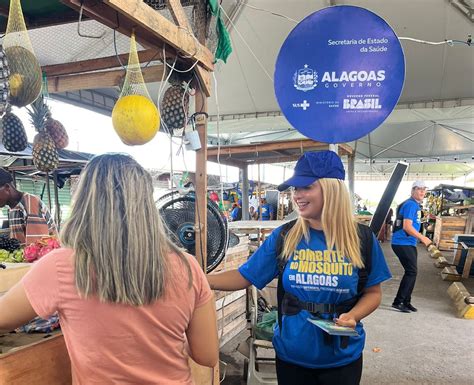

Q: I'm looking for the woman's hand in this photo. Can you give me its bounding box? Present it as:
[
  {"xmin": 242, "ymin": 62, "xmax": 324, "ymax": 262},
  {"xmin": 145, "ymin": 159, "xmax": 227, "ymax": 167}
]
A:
[{"xmin": 334, "ymin": 313, "xmax": 356, "ymax": 329}]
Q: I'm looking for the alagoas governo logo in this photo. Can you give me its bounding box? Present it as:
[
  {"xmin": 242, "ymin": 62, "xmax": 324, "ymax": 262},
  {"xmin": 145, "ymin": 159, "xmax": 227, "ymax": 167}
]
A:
[
  {"xmin": 293, "ymin": 67, "xmax": 386, "ymax": 110},
  {"xmin": 294, "ymin": 68, "xmax": 385, "ymax": 90}
]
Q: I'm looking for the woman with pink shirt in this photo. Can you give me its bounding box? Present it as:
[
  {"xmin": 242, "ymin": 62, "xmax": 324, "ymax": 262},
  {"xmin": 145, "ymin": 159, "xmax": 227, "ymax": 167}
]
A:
[{"xmin": 0, "ymin": 154, "xmax": 218, "ymax": 384}]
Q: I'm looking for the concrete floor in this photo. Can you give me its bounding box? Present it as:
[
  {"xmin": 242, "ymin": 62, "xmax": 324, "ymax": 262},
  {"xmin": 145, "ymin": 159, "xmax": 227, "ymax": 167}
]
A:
[{"xmin": 219, "ymin": 242, "xmax": 474, "ymax": 385}]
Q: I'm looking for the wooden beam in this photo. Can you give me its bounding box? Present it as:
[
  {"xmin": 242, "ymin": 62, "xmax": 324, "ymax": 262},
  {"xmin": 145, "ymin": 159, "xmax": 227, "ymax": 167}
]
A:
[
  {"xmin": 103, "ymin": 0, "xmax": 213, "ymax": 70},
  {"xmin": 251, "ymin": 155, "xmax": 303, "ymax": 165},
  {"xmin": 207, "ymin": 139, "xmax": 329, "ymax": 157},
  {"xmin": 207, "ymin": 139, "xmax": 353, "ymax": 158},
  {"xmin": 164, "ymin": 0, "xmax": 210, "ymax": 97},
  {"xmin": 43, "ymin": 49, "xmax": 161, "ymax": 77},
  {"xmin": 48, "ymin": 65, "xmax": 165, "ymax": 93},
  {"xmin": 166, "ymin": 0, "xmax": 193, "ymax": 32},
  {"xmin": 338, "ymin": 143, "xmax": 354, "ymax": 156},
  {"xmin": 61, "ymin": 0, "xmax": 213, "ymax": 94},
  {"xmin": 206, "ymin": 156, "xmax": 248, "ymax": 168},
  {"xmin": 194, "ymin": 65, "xmax": 211, "ymax": 97}
]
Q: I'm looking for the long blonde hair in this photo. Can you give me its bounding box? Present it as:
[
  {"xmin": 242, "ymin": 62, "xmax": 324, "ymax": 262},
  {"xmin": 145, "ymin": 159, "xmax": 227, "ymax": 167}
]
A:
[
  {"xmin": 281, "ymin": 178, "xmax": 363, "ymax": 268},
  {"xmin": 61, "ymin": 153, "xmax": 191, "ymax": 306}
]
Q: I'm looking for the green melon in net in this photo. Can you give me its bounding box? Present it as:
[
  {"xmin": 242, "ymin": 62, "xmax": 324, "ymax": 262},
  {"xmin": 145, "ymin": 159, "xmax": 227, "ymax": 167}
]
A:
[{"xmin": 5, "ymin": 46, "xmax": 41, "ymax": 107}]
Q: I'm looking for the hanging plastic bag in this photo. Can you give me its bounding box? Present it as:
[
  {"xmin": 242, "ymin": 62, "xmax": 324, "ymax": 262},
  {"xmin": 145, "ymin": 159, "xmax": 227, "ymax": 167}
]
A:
[
  {"xmin": 112, "ymin": 32, "xmax": 160, "ymax": 145},
  {"xmin": 3, "ymin": 0, "xmax": 42, "ymax": 107}
]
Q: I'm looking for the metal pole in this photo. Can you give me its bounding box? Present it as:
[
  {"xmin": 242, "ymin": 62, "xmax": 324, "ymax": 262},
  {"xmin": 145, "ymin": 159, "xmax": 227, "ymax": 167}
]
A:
[
  {"xmin": 241, "ymin": 165, "xmax": 249, "ymax": 220},
  {"xmin": 348, "ymin": 154, "xmax": 355, "ymax": 207},
  {"xmin": 53, "ymin": 172, "xmax": 61, "ymax": 230},
  {"xmin": 257, "ymin": 164, "xmax": 262, "ymax": 221},
  {"xmin": 45, "ymin": 172, "xmax": 52, "ymax": 209}
]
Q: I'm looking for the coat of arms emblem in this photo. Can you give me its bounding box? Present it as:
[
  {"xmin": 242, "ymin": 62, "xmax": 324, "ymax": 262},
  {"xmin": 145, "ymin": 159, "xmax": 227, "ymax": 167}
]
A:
[{"xmin": 293, "ymin": 65, "xmax": 318, "ymax": 91}]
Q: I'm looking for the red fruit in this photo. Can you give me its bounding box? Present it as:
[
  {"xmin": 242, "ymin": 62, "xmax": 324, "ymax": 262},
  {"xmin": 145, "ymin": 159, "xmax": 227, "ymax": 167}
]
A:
[
  {"xmin": 24, "ymin": 244, "xmax": 40, "ymax": 262},
  {"xmin": 38, "ymin": 246, "xmax": 53, "ymax": 258}
]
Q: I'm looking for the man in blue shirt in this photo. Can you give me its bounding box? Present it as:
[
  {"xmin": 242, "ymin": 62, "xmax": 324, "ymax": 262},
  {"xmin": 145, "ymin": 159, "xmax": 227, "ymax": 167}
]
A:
[
  {"xmin": 391, "ymin": 180, "xmax": 432, "ymax": 313},
  {"xmin": 256, "ymin": 198, "xmax": 274, "ymax": 221}
]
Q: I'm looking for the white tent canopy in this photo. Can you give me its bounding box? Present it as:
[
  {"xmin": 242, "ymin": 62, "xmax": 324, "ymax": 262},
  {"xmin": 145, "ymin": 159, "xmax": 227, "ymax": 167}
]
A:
[
  {"xmin": 204, "ymin": 0, "xmax": 473, "ymax": 178},
  {"xmin": 23, "ymin": 0, "xmax": 474, "ymax": 178}
]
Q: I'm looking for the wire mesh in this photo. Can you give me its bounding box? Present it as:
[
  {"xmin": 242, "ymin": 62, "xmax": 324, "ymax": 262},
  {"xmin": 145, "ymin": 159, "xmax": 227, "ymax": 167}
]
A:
[
  {"xmin": 120, "ymin": 32, "xmax": 151, "ymax": 99},
  {"xmin": 4, "ymin": 0, "xmax": 35, "ymax": 53},
  {"xmin": 142, "ymin": 0, "xmax": 218, "ymax": 54}
]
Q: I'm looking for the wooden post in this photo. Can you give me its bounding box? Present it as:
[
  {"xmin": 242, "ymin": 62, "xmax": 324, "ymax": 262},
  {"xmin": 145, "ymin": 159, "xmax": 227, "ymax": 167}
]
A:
[
  {"xmin": 192, "ymin": 0, "xmax": 209, "ymax": 272},
  {"xmin": 194, "ymin": 96, "xmax": 208, "ymax": 271}
]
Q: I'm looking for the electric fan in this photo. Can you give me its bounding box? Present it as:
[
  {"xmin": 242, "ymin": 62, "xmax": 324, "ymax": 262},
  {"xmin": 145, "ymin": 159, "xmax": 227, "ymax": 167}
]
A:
[{"xmin": 157, "ymin": 191, "xmax": 229, "ymax": 273}]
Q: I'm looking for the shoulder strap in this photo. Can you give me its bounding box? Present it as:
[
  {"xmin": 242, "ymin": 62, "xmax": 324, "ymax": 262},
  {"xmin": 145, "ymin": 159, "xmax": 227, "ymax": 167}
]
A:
[
  {"xmin": 277, "ymin": 221, "xmax": 373, "ymax": 331},
  {"xmin": 276, "ymin": 219, "xmax": 297, "ymax": 331},
  {"xmin": 393, "ymin": 198, "xmax": 412, "ymax": 233},
  {"xmin": 276, "ymin": 219, "xmax": 298, "ymax": 273}
]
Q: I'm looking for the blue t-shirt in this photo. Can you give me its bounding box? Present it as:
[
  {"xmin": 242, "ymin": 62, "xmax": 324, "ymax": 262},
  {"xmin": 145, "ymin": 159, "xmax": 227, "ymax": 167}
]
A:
[
  {"xmin": 230, "ymin": 207, "xmax": 242, "ymax": 221},
  {"xmin": 391, "ymin": 198, "xmax": 422, "ymax": 246},
  {"xmin": 256, "ymin": 203, "xmax": 273, "ymax": 220},
  {"xmin": 238, "ymin": 226, "xmax": 391, "ymax": 369}
]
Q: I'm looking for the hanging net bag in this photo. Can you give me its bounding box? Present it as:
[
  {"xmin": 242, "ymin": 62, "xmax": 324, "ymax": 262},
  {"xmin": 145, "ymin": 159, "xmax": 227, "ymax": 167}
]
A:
[
  {"xmin": 3, "ymin": 0, "xmax": 42, "ymax": 107},
  {"xmin": 112, "ymin": 32, "xmax": 160, "ymax": 146}
]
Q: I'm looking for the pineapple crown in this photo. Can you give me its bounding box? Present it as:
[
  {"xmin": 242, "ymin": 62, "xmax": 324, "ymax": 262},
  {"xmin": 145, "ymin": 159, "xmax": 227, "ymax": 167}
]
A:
[{"xmin": 27, "ymin": 96, "xmax": 50, "ymax": 133}]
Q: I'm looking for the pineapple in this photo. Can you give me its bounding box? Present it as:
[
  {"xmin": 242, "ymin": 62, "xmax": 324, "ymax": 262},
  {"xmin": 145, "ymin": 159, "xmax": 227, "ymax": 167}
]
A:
[
  {"xmin": 45, "ymin": 108, "xmax": 68, "ymax": 149},
  {"xmin": 2, "ymin": 108, "xmax": 28, "ymax": 152},
  {"xmin": 27, "ymin": 97, "xmax": 58, "ymax": 172},
  {"xmin": 160, "ymin": 72, "xmax": 190, "ymax": 134},
  {"xmin": 32, "ymin": 132, "xmax": 58, "ymax": 172}
]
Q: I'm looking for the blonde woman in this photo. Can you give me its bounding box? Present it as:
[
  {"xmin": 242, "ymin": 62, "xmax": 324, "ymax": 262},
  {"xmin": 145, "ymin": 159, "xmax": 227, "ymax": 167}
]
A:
[
  {"xmin": 0, "ymin": 154, "xmax": 218, "ymax": 384},
  {"xmin": 208, "ymin": 151, "xmax": 391, "ymax": 385}
]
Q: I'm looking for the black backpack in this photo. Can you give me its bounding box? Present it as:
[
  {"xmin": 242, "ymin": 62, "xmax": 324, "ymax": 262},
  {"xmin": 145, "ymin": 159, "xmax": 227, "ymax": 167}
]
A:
[
  {"xmin": 392, "ymin": 199, "xmax": 410, "ymax": 234},
  {"xmin": 275, "ymin": 220, "xmax": 373, "ymax": 336}
]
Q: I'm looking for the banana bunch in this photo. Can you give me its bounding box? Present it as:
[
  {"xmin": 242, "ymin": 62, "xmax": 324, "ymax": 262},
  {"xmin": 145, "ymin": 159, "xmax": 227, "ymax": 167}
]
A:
[{"xmin": 0, "ymin": 248, "xmax": 24, "ymax": 262}]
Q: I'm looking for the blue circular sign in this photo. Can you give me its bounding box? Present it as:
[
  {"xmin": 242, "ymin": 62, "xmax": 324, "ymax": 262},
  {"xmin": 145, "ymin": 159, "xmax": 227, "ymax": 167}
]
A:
[{"xmin": 274, "ymin": 6, "xmax": 405, "ymax": 143}]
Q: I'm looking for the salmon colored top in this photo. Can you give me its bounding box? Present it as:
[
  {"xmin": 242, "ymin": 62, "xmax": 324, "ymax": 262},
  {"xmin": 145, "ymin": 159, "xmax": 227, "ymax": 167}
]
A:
[{"xmin": 22, "ymin": 248, "xmax": 212, "ymax": 384}]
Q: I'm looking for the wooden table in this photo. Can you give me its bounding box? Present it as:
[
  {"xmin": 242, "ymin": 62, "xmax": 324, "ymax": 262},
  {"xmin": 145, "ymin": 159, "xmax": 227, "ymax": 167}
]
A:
[{"xmin": 229, "ymin": 220, "xmax": 289, "ymax": 245}]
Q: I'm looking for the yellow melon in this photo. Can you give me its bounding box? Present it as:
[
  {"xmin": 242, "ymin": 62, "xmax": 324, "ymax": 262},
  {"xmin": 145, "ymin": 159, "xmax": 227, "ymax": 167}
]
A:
[{"xmin": 112, "ymin": 95, "xmax": 160, "ymax": 145}]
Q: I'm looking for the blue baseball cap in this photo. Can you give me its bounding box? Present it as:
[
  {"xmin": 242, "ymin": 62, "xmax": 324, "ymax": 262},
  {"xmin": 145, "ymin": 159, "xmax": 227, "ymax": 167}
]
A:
[{"xmin": 277, "ymin": 150, "xmax": 345, "ymax": 191}]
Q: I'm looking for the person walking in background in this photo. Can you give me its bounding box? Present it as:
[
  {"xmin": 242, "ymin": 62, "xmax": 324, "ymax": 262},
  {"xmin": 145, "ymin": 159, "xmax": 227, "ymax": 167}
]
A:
[
  {"xmin": 0, "ymin": 154, "xmax": 218, "ymax": 384},
  {"xmin": 0, "ymin": 168, "xmax": 57, "ymax": 246},
  {"xmin": 249, "ymin": 205, "xmax": 257, "ymax": 220},
  {"xmin": 391, "ymin": 180, "xmax": 431, "ymax": 313},
  {"xmin": 208, "ymin": 151, "xmax": 391, "ymax": 385}
]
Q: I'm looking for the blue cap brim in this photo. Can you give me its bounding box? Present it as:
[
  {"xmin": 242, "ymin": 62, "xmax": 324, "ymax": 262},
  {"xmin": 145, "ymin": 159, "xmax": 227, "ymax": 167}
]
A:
[{"xmin": 277, "ymin": 176, "xmax": 318, "ymax": 191}]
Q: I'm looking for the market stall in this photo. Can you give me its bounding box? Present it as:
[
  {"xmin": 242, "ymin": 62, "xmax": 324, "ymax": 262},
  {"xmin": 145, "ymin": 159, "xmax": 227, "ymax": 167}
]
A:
[
  {"xmin": 0, "ymin": 0, "xmax": 220, "ymax": 383},
  {"xmin": 426, "ymin": 184, "xmax": 474, "ymax": 251}
]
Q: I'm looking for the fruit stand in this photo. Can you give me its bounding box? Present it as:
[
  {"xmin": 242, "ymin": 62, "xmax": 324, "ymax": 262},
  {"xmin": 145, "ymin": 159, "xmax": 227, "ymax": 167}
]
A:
[
  {"xmin": 426, "ymin": 185, "xmax": 474, "ymax": 251},
  {"xmin": 0, "ymin": 0, "xmax": 220, "ymax": 382}
]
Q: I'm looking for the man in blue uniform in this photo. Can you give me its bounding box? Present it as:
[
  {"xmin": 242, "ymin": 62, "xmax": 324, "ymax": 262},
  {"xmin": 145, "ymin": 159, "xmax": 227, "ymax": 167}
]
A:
[
  {"xmin": 256, "ymin": 198, "xmax": 274, "ymax": 221},
  {"xmin": 391, "ymin": 180, "xmax": 432, "ymax": 313}
]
